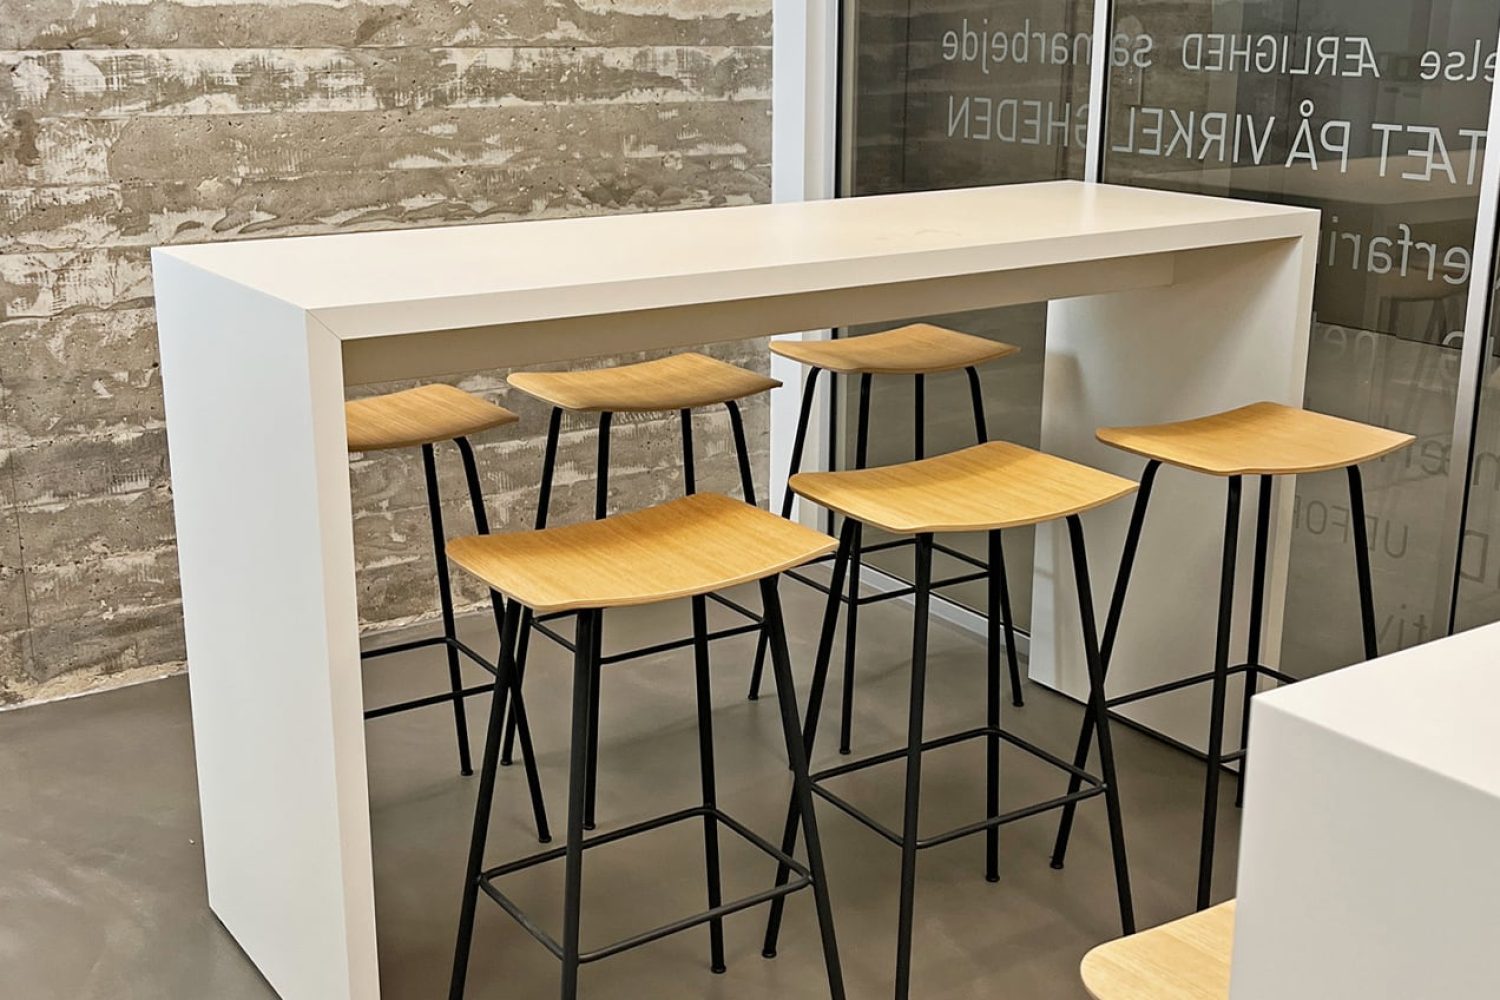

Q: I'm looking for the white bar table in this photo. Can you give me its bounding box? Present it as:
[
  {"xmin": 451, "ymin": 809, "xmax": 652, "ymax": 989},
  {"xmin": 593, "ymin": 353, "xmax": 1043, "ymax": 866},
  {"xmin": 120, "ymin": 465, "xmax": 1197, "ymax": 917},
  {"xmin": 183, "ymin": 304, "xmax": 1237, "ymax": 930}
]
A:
[
  {"xmin": 151, "ymin": 180, "xmax": 1318, "ymax": 999},
  {"xmin": 1233, "ymin": 621, "xmax": 1500, "ymax": 998}
]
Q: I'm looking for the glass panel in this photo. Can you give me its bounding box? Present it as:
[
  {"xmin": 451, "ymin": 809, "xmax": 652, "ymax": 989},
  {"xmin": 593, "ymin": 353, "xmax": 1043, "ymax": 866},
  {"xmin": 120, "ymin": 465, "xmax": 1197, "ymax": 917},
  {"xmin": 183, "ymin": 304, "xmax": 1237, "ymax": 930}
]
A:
[
  {"xmin": 839, "ymin": 0, "xmax": 1095, "ymax": 628},
  {"xmin": 1453, "ymin": 280, "xmax": 1500, "ymax": 630},
  {"xmin": 1105, "ymin": 1, "xmax": 1497, "ymax": 674}
]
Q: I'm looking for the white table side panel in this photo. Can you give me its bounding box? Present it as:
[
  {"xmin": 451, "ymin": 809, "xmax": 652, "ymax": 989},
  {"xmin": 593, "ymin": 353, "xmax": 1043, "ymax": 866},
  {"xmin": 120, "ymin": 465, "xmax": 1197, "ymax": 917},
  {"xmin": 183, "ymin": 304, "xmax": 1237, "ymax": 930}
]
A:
[
  {"xmin": 1032, "ymin": 228, "xmax": 1317, "ymax": 751},
  {"xmin": 153, "ymin": 254, "xmax": 376, "ymax": 1000},
  {"xmin": 1231, "ymin": 699, "xmax": 1500, "ymax": 999}
]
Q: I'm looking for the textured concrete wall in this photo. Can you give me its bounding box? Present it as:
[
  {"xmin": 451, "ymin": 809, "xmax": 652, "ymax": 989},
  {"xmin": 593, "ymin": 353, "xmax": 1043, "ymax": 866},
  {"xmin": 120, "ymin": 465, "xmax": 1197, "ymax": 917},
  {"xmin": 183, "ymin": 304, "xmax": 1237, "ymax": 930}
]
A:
[{"xmin": 0, "ymin": 0, "xmax": 773, "ymax": 706}]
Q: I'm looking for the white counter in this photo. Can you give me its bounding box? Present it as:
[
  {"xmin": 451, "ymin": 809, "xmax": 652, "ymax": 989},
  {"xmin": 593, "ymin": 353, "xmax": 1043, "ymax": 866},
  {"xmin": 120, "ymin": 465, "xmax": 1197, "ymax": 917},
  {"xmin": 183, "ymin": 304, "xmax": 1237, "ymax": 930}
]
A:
[
  {"xmin": 151, "ymin": 180, "xmax": 1318, "ymax": 999},
  {"xmin": 1232, "ymin": 620, "xmax": 1500, "ymax": 999}
]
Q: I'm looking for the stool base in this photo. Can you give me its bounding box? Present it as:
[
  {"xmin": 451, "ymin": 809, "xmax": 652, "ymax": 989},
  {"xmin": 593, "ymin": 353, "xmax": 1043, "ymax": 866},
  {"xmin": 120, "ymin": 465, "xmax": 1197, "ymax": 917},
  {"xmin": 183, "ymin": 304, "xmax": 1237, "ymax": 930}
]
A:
[
  {"xmin": 476, "ymin": 805, "xmax": 814, "ymax": 966},
  {"xmin": 810, "ymin": 726, "xmax": 1108, "ymax": 851}
]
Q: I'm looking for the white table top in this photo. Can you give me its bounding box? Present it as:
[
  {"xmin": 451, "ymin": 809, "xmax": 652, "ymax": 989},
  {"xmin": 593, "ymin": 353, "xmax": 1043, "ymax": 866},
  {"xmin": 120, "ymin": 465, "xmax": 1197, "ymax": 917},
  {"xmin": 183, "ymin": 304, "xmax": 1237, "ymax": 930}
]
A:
[
  {"xmin": 1253, "ymin": 621, "xmax": 1500, "ymax": 798},
  {"xmin": 153, "ymin": 181, "xmax": 1315, "ymax": 340}
]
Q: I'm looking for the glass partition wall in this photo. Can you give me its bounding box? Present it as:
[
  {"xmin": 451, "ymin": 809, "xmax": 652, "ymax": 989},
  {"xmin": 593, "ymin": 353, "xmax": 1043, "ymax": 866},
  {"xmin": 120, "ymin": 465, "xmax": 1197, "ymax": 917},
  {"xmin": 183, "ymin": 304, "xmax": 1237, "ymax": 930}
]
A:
[
  {"xmin": 838, "ymin": 0, "xmax": 1095, "ymax": 630},
  {"xmin": 836, "ymin": 0, "xmax": 1500, "ymax": 672}
]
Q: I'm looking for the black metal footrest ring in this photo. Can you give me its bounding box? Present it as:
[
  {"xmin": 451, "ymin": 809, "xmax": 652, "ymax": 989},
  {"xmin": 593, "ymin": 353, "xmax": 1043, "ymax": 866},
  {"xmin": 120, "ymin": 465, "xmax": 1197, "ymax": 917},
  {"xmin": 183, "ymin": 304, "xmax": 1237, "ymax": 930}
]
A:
[
  {"xmin": 783, "ymin": 539, "xmax": 1024, "ymax": 639},
  {"xmin": 532, "ymin": 620, "xmax": 765, "ymax": 665},
  {"xmin": 808, "ymin": 726, "xmax": 1106, "ymax": 852},
  {"xmin": 361, "ymin": 634, "xmax": 498, "ymax": 720},
  {"xmin": 475, "ymin": 805, "xmax": 814, "ymax": 965},
  {"xmin": 363, "ymin": 682, "xmax": 492, "ymax": 720},
  {"xmin": 359, "ymin": 634, "xmax": 447, "ymax": 660},
  {"xmin": 531, "ymin": 595, "xmax": 764, "ymax": 664},
  {"xmin": 1106, "ymin": 662, "xmax": 1298, "ymax": 712}
]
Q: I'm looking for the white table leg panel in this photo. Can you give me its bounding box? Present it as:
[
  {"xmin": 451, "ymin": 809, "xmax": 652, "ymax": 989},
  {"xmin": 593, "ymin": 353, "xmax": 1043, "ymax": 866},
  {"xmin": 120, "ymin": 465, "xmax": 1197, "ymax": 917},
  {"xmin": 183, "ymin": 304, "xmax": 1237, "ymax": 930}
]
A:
[
  {"xmin": 1033, "ymin": 237, "xmax": 1316, "ymax": 746},
  {"xmin": 155, "ymin": 257, "xmax": 376, "ymax": 999}
]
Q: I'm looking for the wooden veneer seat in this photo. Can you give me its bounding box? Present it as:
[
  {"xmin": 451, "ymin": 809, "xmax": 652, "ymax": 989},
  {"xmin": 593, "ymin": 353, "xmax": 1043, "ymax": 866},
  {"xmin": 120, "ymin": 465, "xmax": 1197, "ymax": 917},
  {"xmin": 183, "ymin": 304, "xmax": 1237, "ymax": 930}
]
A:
[
  {"xmin": 506, "ymin": 352, "xmax": 779, "ymax": 413},
  {"xmin": 770, "ymin": 322, "xmax": 1019, "ymax": 375},
  {"xmin": 789, "ymin": 440, "xmax": 1137, "ymax": 535},
  {"xmin": 1098, "ymin": 401, "xmax": 1415, "ymax": 476},
  {"xmin": 345, "ymin": 383, "xmax": 518, "ymax": 452},
  {"xmin": 1080, "ymin": 901, "xmax": 1235, "ymax": 1000},
  {"xmin": 446, "ymin": 492, "xmax": 835, "ymax": 614}
]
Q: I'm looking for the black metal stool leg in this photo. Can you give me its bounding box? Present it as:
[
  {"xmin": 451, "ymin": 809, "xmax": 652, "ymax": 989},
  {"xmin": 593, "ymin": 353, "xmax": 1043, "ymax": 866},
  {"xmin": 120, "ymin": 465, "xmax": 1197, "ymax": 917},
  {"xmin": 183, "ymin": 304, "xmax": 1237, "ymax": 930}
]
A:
[
  {"xmin": 914, "ymin": 373, "xmax": 925, "ymax": 460},
  {"xmin": 984, "ymin": 529, "xmax": 1012, "ymax": 882},
  {"xmin": 458, "ymin": 436, "xmax": 551, "ymax": 843},
  {"xmin": 560, "ymin": 610, "xmax": 600, "ymax": 1000},
  {"xmin": 1347, "ymin": 465, "xmax": 1380, "ymax": 660},
  {"xmin": 502, "ymin": 407, "xmax": 562, "ymax": 768},
  {"xmin": 750, "ymin": 367, "xmax": 820, "ymax": 702},
  {"xmin": 1051, "ymin": 460, "xmax": 1160, "ymax": 868},
  {"xmin": 838, "ymin": 521, "xmax": 865, "ymax": 756},
  {"xmin": 583, "ymin": 617, "xmax": 603, "ymax": 833},
  {"xmin": 965, "ymin": 366, "xmax": 987, "ymax": 444},
  {"xmin": 680, "ymin": 409, "xmax": 697, "ymax": 495},
  {"xmin": 422, "ymin": 442, "xmax": 474, "ymax": 777},
  {"xmin": 992, "ymin": 530, "xmax": 1023, "ymax": 708},
  {"xmin": 762, "ymin": 520, "xmax": 855, "ymax": 958},
  {"xmin": 690, "ymin": 594, "xmax": 727, "ymax": 973},
  {"xmin": 894, "ymin": 533, "xmax": 934, "ymax": 1000},
  {"xmin": 1065, "ymin": 515, "xmax": 1136, "ymax": 935},
  {"xmin": 582, "ymin": 413, "xmax": 612, "ymax": 831},
  {"xmin": 837, "ymin": 373, "xmax": 873, "ymax": 756},
  {"xmin": 760, "ymin": 576, "xmax": 848, "ymax": 1000},
  {"xmin": 726, "ymin": 401, "xmax": 758, "ymax": 506},
  {"xmin": 487, "ymin": 594, "xmax": 551, "ymax": 845},
  {"xmin": 1198, "ymin": 476, "xmax": 1242, "ymax": 912},
  {"xmin": 449, "ymin": 599, "xmax": 520, "ymax": 1000},
  {"xmin": 969, "ymin": 364, "xmax": 1024, "ymax": 715},
  {"xmin": 1235, "ymin": 475, "xmax": 1273, "ymax": 810}
]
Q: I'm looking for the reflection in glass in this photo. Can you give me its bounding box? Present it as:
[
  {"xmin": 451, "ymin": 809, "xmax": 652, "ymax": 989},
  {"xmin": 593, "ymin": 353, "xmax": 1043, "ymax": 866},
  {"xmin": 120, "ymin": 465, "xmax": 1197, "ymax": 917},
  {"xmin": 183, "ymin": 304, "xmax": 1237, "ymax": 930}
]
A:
[{"xmin": 1106, "ymin": 0, "xmax": 1496, "ymax": 674}]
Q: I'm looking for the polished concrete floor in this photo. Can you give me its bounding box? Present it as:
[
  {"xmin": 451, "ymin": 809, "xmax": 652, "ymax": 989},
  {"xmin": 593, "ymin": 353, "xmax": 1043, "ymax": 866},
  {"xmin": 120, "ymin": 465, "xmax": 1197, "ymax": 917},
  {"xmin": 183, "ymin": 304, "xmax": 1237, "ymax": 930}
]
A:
[{"xmin": 0, "ymin": 581, "xmax": 1240, "ymax": 999}]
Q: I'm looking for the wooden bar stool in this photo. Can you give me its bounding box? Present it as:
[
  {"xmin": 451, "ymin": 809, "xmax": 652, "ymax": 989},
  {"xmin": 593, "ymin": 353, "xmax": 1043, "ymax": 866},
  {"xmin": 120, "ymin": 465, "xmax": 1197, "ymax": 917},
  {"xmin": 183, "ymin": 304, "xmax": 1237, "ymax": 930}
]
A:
[
  {"xmin": 500, "ymin": 352, "xmax": 780, "ymax": 829},
  {"xmin": 754, "ymin": 323, "xmax": 1025, "ymax": 757},
  {"xmin": 760, "ymin": 442, "xmax": 1139, "ymax": 1000},
  {"xmin": 1049, "ymin": 401, "xmax": 1414, "ymax": 911},
  {"xmin": 346, "ymin": 383, "xmax": 550, "ymax": 840},
  {"xmin": 445, "ymin": 493, "xmax": 847, "ymax": 1000},
  {"xmin": 1081, "ymin": 901, "xmax": 1234, "ymax": 1000}
]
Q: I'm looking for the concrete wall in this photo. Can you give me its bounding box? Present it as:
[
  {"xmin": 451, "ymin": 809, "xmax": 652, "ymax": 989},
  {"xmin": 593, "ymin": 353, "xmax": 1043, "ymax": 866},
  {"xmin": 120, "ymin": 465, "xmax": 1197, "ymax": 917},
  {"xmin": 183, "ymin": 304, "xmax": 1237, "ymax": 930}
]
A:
[{"xmin": 0, "ymin": 0, "xmax": 773, "ymax": 706}]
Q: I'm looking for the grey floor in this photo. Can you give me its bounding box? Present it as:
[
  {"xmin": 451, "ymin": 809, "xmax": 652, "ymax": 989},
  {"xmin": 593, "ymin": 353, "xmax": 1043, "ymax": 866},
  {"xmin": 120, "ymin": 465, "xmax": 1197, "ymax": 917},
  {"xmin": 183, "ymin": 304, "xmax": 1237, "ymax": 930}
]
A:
[{"xmin": 0, "ymin": 580, "xmax": 1240, "ymax": 999}]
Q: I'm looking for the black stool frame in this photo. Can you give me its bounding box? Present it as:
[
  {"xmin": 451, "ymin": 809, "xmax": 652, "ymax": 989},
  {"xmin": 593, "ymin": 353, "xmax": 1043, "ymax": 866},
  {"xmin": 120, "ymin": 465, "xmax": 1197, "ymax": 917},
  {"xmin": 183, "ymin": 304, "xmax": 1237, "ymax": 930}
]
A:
[
  {"xmin": 1048, "ymin": 460, "xmax": 1380, "ymax": 911},
  {"xmin": 748, "ymin": 365, "xmax": 1025, "ymax": 756},
  {"xmin": 450, "ymin": 574, "xmax": 848, "ymax": 999},
  {"xmin": 358, "ymin": 435, "xmax": 551, "ymax": 841},
  {"xmin": 762, "ymin": 518, "xmax": 1135, "ymax": 1000},
  {"xmin": 497, "ymin": 403, "xmax": 768, "ymax": 830}
]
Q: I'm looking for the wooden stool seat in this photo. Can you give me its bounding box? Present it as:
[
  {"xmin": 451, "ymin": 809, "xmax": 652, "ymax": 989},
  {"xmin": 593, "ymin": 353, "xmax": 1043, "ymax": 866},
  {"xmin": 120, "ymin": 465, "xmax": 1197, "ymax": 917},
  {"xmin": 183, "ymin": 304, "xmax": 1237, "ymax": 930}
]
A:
[
  {"xmin": 506, "ymin": 352, "xmax": 779, "ymax": 413},
  {"xmin": 346, "ymin": 384, "xmax": 517, "ymax": 452},
  {"xmin": 770, "ymin": 323, "xmax": 1019, "ymax": 375},
  {"xmin": 1081, "ymin": 901, "xmax": 1235, "ymax": 1000},
  {"xmin": 790, "ymin": 441, "xmax": 1137, "ymax": 535},
  {"xmin": 446, "ymin": 493, "xmax": 835, "ymax": 614},
  {"xmin": 1098, "ymin": 402, "xmax": 1414, "ymax": 476}
]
